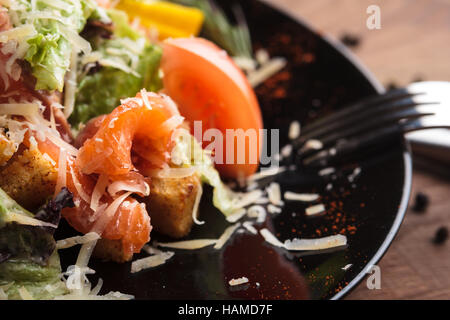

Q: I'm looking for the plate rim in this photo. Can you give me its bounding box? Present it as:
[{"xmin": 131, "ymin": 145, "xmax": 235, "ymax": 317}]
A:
[{"xmin": 257, "ymin": 0, "xmax": 413, "ymax": 300}]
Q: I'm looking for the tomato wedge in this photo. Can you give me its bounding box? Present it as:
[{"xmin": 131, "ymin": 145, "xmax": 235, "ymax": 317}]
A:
[{"xmin": 161, "ymin": 37, "xmax": 263, "ymax": 178}]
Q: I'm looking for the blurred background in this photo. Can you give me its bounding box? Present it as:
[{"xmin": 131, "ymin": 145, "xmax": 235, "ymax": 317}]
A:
[{"xmin": 265, "ymin": 0, "xmax": 450, "ymax": 299}]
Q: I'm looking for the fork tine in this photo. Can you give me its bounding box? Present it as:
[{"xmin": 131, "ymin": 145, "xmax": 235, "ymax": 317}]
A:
[
  {"xmin": 297, "ymin": 92, "xmax": 421, "ymax": 146},
  {"xmin": 300, "ymin": 88, "xmax": 416, "ymax": 135},
  {"xmin": 318, "ymin": 103, "xmax": 437, "ymax": 146},
  {"xmin": 301, "ymin": 113, "xmax": 450, "ymax": 167},
  {"xmin": 296, "ymin": 97, "xmax": 438, "ymax": 150},
  {"xmin": 301, "ymin": 81, "xmax": 449, "ymax": 137}
]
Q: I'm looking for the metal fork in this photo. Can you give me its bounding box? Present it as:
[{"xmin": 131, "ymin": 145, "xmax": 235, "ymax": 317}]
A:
[{"xmin": 292, "ymin": 81, "xmax": 450, "ymax": 166}]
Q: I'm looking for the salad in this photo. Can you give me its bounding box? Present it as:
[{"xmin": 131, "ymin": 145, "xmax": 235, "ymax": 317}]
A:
[{"xmin": 0, "ymin": 0, "xmax": 274, "ymax": 299}]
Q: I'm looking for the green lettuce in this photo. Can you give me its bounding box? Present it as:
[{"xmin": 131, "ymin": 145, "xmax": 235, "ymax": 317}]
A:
[
  {"xmin": 6, "ymin": 0, "xmax": 98, "ymax": 91},
  {"xmin": 69, "ymin": 42, "xmax": 162, "ymax": 126},
  {"xmin": 0, "ymin": 188, "xmax": 74, "ymax": 300},
  {"xmin": 170, "ymin": 132, "xmax": 237, "ymax": 216},
  {"xmin": 69, "ymin": 7, "xmax": 163, "ymax": 126}
]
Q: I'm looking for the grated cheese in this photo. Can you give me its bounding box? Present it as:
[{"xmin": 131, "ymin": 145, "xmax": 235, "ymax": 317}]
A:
[
  {"xmin": 247, "ymin": 205, "xmax": 267, "ymax": 224},
  {"xmin": 247, "ymin": 57, "xmax": 287, "ymax": 87},
  {"xmin": 318, "ymin": 167, "xmax": 335, "ymax": 176},
  {"xmin": 56, "ymin": 232, "xmax": 101, "ymax": 250},
  {"xmin": 284, "ymin": 234, "xmax": 347, "ymax": 251},
  {"xmin": 259, "ymin": 228, "xmax": 284, "ymax": 248},
  {"xmin": 5, "ymin": 212, "xmax": 57, "ymax": 228},
  {"xmin": 192, "ymin": 182, "xmax": 204, "ymax": 225},
  {"xmin": 54, "ymin": 148, "xmax": 67, "ymax": 197},
  {"xmin": 247, "ymin": 166, "xmax": 286, "ymax": 183},
  {"xmin": 226, "ymin": 208, "xmax": 247, "ymax": 223},
  {"xmin": 267, "ymin": 204, "xmax": 282, "ymax": 214},
  {"xmin": 229, "ymin": 277, "xmax": 249, "ymax": 286},
  {"xmin": 266, "ymin": 182, "xmax": 282, "ymax": 206},
  {"xmin": 91, "ymin": 192, "xmax": 132, "ymax": 234},
  {"xmin": 260, "ymin": 228, "xmax": 347, "ymax": 251},
  {"xmin": 284, "ymin": 192, "xmax": 320, "ymax": 202},
  {"xmin": 214, "ymin": 223, "xmax": 241, "ymax": 249},
  {"xmin": 243, "ymin": 221, "xmax": 257, "ymax": 235},
  {"xmin": 90, "ymin": 174, "xmax": 108, "ymax": 211},
  {"xmin": 155, "ymin": 239, "xmax": 218, "ymax": 250},
  {"xmin": 305, "ymin": 204, "xmax": 326, "ymax": 216},
  {"xmin": 288, "ymin": 121, "xmax": 301, "ymax": 140},
  {"xmin": 131, "ymin": 251, "xmax": 174, "ymax": 273}
]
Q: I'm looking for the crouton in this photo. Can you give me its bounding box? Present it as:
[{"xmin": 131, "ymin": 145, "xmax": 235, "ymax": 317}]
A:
[
  {"xmin": 94, "ymin": 239, "xmax": 133, "ymax": 263},
  {"xmin": 93, "ymin": 174, "xmax": 201, "ymax": 263},
  {"xmin": 0, "ymin": 145, "xmax": 57, "ymax": 211},
  {"xmin": 145, "ymin": 174, "xmax": 201, "ymax": 238},
  {"xmin": 0, "ymin": 132, "xmax": 15, "ymax": 166}
]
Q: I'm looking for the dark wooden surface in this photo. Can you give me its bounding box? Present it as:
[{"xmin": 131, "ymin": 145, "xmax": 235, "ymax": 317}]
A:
[{"xmin": 265, "ymin": 0, "xmax": 450, "ymax": 299}]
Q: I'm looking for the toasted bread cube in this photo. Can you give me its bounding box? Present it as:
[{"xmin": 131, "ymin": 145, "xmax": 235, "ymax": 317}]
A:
[
  {"xmin": 0, "ymin": 146, "xmax": 57, "ymax": 210},
  {"xmin": 145, "ymin": 174, "xmax": 201, "ymax": 239},
  {"xmin": 94, "ymin": 239, "xmax": 133, "ymax": 263},
  {"xmin": 93, "ymin": 174, "xmax": 201, "ymax": 262},
  {"xmin": 0, "ymin": 133, "xmax": 15, "ymax": 166}
]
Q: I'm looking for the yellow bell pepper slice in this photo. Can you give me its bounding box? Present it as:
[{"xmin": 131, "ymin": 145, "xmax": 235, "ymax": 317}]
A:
[{"xmin": 116, "ymin": 0, "xmax": 205, "ymax": 39}]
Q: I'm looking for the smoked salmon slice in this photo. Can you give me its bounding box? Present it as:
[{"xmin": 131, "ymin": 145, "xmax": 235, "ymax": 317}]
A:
[{"xmin": 34, "ymin": 91, "xmax": 183, "ymax": 260}]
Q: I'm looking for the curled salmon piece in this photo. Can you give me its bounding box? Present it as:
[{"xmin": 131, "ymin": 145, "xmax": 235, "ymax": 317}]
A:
[
  {"xmin": 61, "ymin": 91, "xmax": 183, "ymax": 260},
  {"xmin": 76, "ymin": 91, "xmax": 181, "ymax": 176}
]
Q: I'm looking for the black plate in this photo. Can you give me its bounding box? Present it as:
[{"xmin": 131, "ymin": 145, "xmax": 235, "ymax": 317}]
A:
[{"xmin": 58, "ymin": 0, "xmax": 412, "ymax": 300}]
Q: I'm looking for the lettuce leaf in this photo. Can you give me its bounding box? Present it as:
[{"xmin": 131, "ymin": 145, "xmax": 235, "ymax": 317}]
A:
[
  {"xmin": 170, "ymin": 132, "xmax": 237, "ymax": 216},
  {"xmin": 0, "ymin": 251, "xmax": 68, "ymax": 300},
  {"xmin": 70, "ymin": 42, "xmax": 162, "ymax": 126},
  {"xmin": 0, "ymin": 188, "xmax": 74, "ymax": 300},
  {"xmin": 6, "ymin": 0, "xmax": 98, "ymax": 91}
]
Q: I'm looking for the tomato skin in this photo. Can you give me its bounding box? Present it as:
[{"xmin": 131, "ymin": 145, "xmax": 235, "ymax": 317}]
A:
[{"xmin": 161, "ymin": 37, "xmax": 263, "ymax": 178}]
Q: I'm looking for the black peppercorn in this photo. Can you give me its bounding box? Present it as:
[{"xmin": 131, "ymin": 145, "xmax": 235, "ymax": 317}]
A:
[
  {"xmin": 412, "ymin": 192, "xmax": 429, "ymax": 213},
  {"xmin": 339, "ymin": 33, "xmax": 361, "ymax": 48},
  {"xmin": 433, "ymin": 227, "xmax": 448, "ymax": 245}
]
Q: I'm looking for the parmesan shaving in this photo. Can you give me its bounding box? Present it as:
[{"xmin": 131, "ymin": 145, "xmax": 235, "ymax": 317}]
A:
[
  {"xmin": 192, "ymin": 183, "xmax": 204, "ymax": 225},
  {"xmin": 131, "ymin": 251, "xmax": 174, "ymax": 273},
  {"xmin": 284, "ymin": 192, "xmax": 320, "ymax": 202},
  {"xmin": 247, "ymin": 205, "xmax": 266, "ymax": 224},
  {"xmin": 305, "ymin": 204, "xmax": 326, "ymax": 216},
  {"xmin": 56, "ymin": 232, "xmax": 101, "ymax": 250},
  {"xmin": 318, "ymin": 167, "xmax": 335, "ymax": 176},
  {"xmin": 160, "ymin": 115, "xmax": 184, "ymax": 133},
  {"xmin": 6, "ymin": 212, "xmax": 57, "ymax": 228},
  {"xmin": 91, "ymin": 192, "xmax": 132, "ymax": 234},
  {"xmin": 243, "ymin": 221, "xmax": 257, "ymax": 235},
  {"xmin": 69, "ymin": 163, "xmax": 90, "ymax": 204},
  {"xmin": 214, "ymin": 223, "xmax": 241, "ymax": 249},
  {"xmin": 266, "ymin": 182, "xmax": 282, "ymax": 206},
  {"xmin": 63, "ymin": 49, "xmax": 78, "ymax": 118},
  {"xmin": 229, "ymin": 277, "xmax": 249, "ymax": 286},
  {"xmin": 54, "ymin": 148, "xmax": 67, "ymax": 197},
  {"xmin": 267, "ymin": 204, "xmax": 282, "ymax": 214},
  {"xmin": 57, "ymin": 23, "xmax": 92, "ymax": 55},
  {"xmin": 259, "ymin": 228, "xmax": 284, "ymax": 248},
  {"xmin": 99, "ymin": 58, "xmax": 140, "ymax": 77},
  {"xmin": 247, "ymin": 166, "xmax": 286, "ymax": 182},
  {"xmin": 155, "ymin": 239, "xmax": 218, "ymax": 250},
  {"xmin": 284, "ymin": 234, "xmax": 347, "ymax": 251},
  {"xmin": 247, "ymin": 57, "xmax": 287, "ymax": 87},
  {"xmin": 260, "ymin": 228, "xmax": 347, "ymax": 251},
  {"xmin": 90, "ymin": 174, "xmax": 108, "ymax": 211},
  {"xmin": 226, "ymin": 208, "xmax": 247, "ymax": 223},
  {"xmin": 288, "ymin": 121, "xmax": 301, "ymax": 140}
]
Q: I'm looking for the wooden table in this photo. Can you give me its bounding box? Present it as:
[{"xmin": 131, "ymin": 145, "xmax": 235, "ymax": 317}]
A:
[{"xmin": 265, "ymin": 0, "xmax": 450, "ymax": 299}]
